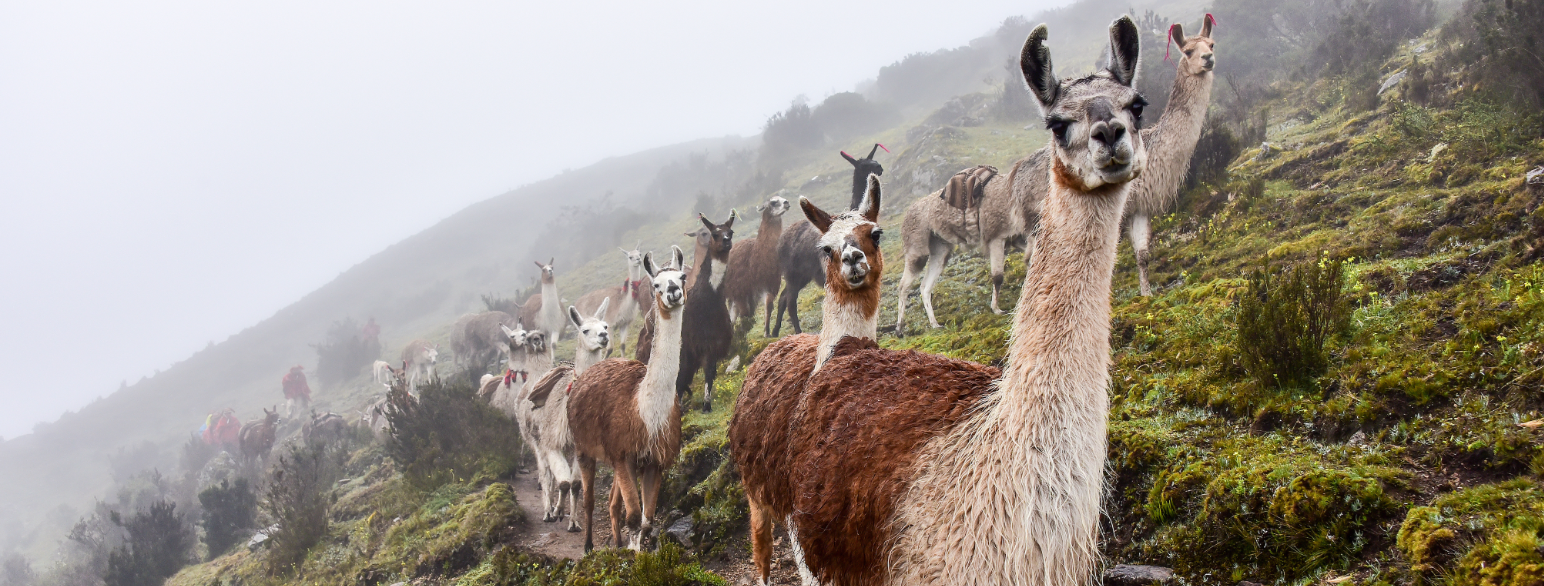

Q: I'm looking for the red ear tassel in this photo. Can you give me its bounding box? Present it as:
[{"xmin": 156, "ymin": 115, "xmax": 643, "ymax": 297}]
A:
[
  {"xmin": 840, "ymin": 151, "xmax": 851, "ymax": 159},
  {"xmin": 1206, "ymin": 13, "xmax": 1217, "ymax": 26},
  {"xmin": 877, "ymin": 143, "xmax": 890, "ymax": 153}
]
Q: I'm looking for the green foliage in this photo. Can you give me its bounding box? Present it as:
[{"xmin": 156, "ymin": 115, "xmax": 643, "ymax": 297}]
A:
[
  {"xmin": 197, "ymin": 479, "xmax": 256, "ymax": 560},
  {"xmin": 481, "ymin": 544, "xmax": 726, "ymax": 586},
  {"xmin": 384, "ymin": 379, "xmax": 524, "ymax": 491},
  {"xmin": 1398, "ymin": 480, "xmax": 1544, "ymax": 583},
  {"xmin": 374, "ymin": 483, "xmax": 523, "ymax": 578},
  {"xmin": 104, "ymin": 501, "xmax": 192, "ymax": 586},
  {"xmin": 1443, "ymin": 0, "xmax": 1544, "ymax": 107},
  {"xmin": 1236, "ymin": 258, "xmax": 1351, "ymax": 390},
  {"xmin": 1185, "ymin": 121, "xmax": 1243, "ymax": 192},
  {"xmin": 262, "ymin": 442, "xmax": 343, "ymax": 574}
]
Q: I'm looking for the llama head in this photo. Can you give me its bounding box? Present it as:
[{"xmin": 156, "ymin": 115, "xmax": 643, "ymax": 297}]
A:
[
  {"xmin": 801, "ymin": 174, "xmax": 884, "ymax": 291},
  {"xmin": 644, "ymin": 245, "xmax": 688, "ymax": 316},
  {"xmin": 688, "ymin": 212, "xmax": 736, "ymax": 260},
  {"xmin": 534, "ymin": 258, "xmax": 555, "ymax": 284},
  {"xmin": 500, "ymin": 323, "xmax": 528, "ymax": 347},
  {"xmin": 525, "ymin": 330, "xmax": 548, "ymax": 354},
  {"xmin": 755, "ymin": 196, "xmax": 791, "ymax": 220},
  {"xmin": 1169, "ymin": 15, "xmax": 1216, "ymax": 77},
  {"xmin": 262, "ymin": 408, "xmax": 279, "ymax": 426},
  {"xmin": 618, "ymin": 243, "xmax": 644, "ymax": 273},
  {"xmin": 569, "ymin": 299, "xmax": 611, "ymax": 352},
  {"xmin": 423, "ymin": 346, "xmax": 439, "ymax": 365},
  {"xmin": 1022, "ymin": 16, "xmax": 1149, "ymax": 192},
  {"xmin": 841, "ymin": 144, "xmax": 886, "ymax": 179}
]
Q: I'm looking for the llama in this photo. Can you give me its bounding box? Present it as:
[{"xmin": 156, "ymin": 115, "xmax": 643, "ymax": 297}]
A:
[
  {"xmin": 400, "ymin": 339, "xmax": 439, "ymax": 392},
  {"xmin": 774, "ymin": 148, "xmax": 879, "ymax": 336},
  {"xmin": 575, "ymin": 245, "xmax": 648, "ymax": 354},
  {"xmin": 735, "ymin": 18, "xmax": 1149, "ymax": 585},
  {"xmin": 840, "ymin": 143, "xmax": 887, "ymax": 209},
  {"xmin": 519, "ymin": 259, "xmax": 564, "ymax": 354},
  {"xmin": 238, "ymin": 407, "xmax": 280, "ymax": 463},
  {"xmin": 478, "ymin": 323, "xmax": 536, "ymax": 401},
  {"xmin": 679, "ymin": 212, "xmax": 735, "ymax": 412},
  {"xmin": 730, "ymin": 175, "xmax": 886, "ymax": 584},
  {"xmin": 302, "ymin": 410, "xmax": 348, "ymax": 446},
  {"xmin": 371, "ymin": 360, "xmax": 393, "ymax": 384},
  {"xmin": 502, "ymin": 299, "xmax": 612, "ymax": 531},
  {"xmin": 725, "ymin": 196, "xmax": 791, "ymax": 335},
  {"xmin": 567, "ymin": 246, "xmax": 687, "ymax": 552},
  {"xmin": 1126, "ymin": 14, "xmax": 1216, "ymax": 296},
  {"xmin": 450, "ymin": 310, "xmax": 516, "ymax": 375}
]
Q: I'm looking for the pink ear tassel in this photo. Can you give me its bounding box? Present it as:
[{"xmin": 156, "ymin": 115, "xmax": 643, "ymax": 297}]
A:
[
  {"xmin": 840, "ymin": 151, "xmax": 851, "ymax": 159},
  {"xmin": 1206, "ymin": 13, "xmax": 1217, "ymax": 26},
  {"xmin": 877, "ymin": 143, "xmax": 890, "ymax": 153},
  {"xmin": 1165, "ymin": 23, "xmax": 1178, "ymax": 62}
]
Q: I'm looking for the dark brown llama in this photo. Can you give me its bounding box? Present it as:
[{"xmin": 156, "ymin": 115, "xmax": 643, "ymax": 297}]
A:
[
  {"xmin": 238, "ymin": 407, "xmax": 280, "ymax": 463},
  {"xmin": 724, "ymin": 195, "xmax": 791, "ymax": 335},
  {"xmin": 567, "ymin": 246, "xmax": 688, "ymax": 552},
  {"xmin": 678, "ymin": 212, "xmax": 735, "ymax": 412}
]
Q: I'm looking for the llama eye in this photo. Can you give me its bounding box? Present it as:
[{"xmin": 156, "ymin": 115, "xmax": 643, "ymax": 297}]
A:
[
  {"xmin": 820, "ymin": 245, "xmax": 834, "ymax": 255},
  {"xmin": 1046, "ymin": 118, "xmax": 1071, "ymax": 141},
  {"xmin": 1184, "ymin": 49, "xmax": 1194, "ymax": 57},
  {"xmin": 871, "ymin": 229, "xmax": 884, "ymax": 242}
]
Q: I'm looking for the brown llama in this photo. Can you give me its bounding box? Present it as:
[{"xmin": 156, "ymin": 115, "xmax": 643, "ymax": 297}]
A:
[
  {"xmin": 450, "ymin": 310, "xmax": 516, "ymax": 375},
  {"xmin": 1126, "ymin": 14, "xmax": 1216, "ymax": 296},
  {"xmin": 238, "ymin": 407, "xmax": 280, "ymax": 463},
  {"xmin": 773, "ymin": 147, "xmax": 879, "ymax": 336},
  {"xmin": 735, "ymin": 18, "xmax": 1149, "ymax": 585},
  {"xmin": 567, "ymin": 246, "xmax": 688, "ymax": 552},
  {"xmin": 678, "ymin": 212, "xmax": 735, "ymax": 412},
  {"xmin": 724, "ymin": 196, "xmax": 791, "ymax": 335}
]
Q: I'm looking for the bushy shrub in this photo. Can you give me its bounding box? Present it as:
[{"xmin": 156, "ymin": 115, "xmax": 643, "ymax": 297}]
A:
[
  {"xmin": 197, "ymin": 478, "xmax": 256, "ymax": 559},
  {"xmin": 313, "ymin": 317, "xmax": 379, "ymax": 386},
  {"xmin": 262, "ymin": 443, "xmax": 343, "ymax": 574},
  {"xmin": 1235, "ymin": 258, "xmax": 1351, "ymax": 390},
  {"xmin": 1185, "ymin": 121, "xmax": 1243, "ymax": 192},
  {"xmin": 1, "ymin": 554, "xmax": 35, "ymax": 586},
  {"xmin": 103, "ymin": 501, "xmax": 192, "ymax": 586},
  {"xmin": 1443, "ymin": 0, "xmax": 1544, "ymax": 107},
  {"xmin": 811, "ymin": 92, "xmax": 898, "ymax": 143},
  {"xmin": 481, "ymin": 293, "xmax": 522, "ymax": 316},
  {"xmin": 384, "ymin": 379, "xmax": 523, "ymax": 490}
]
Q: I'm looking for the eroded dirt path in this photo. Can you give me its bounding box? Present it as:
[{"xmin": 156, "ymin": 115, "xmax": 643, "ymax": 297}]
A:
[{"xmin": 508, "ymin": 470, "xmax": 613, "ymax": 560}]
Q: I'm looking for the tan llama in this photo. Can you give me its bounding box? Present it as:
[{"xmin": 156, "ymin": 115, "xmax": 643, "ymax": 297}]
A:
[{"xmin": 735, "ymin": 17, "xmax": 1150, "ymax": 585}]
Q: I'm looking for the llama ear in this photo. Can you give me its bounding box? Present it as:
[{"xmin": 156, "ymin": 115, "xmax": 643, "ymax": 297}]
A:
[
  {"xmin": 670, "ymin": 245, "xmax": 685, "ymax": 271},
  {"xmin": 533, "ymin": 261, "xmax": 545, "ymax": 270},
  {"xmin": 548, "ymin": 257, "xmax": 554, "ymax": 266},
  {"xmin": 1169, "ymin": 23, "xmax": 1185, "ymax": 50},
  {"xmin": 859, "ymin": 174, "xmax": 882, "ymax": 223},
  {"xmin": 595, "ymin": 297, "xmax": 610, "ymax": 319},
  {"xmin": 1201, "ymin": 13, "xmax": 1214, "ymax": 38},
  {"xmin": 866, "ymin": 143, "xmax": 879, "ymax": 159},
  {"xmin": 841, "ymin": 151, "xmax": 858, "ymax": 166},
  {"xmin": 568, "ymin": 306, "xmax": 583, "ymax": 328},
  {"xmin": 501, "ymin": 324, "xmax": 517, "ymax": 339},
  {"xmin": 1020, "ymin": 24, "xmax": 1059, "ymax": 110},
  {"xmin": 725, "ymin": 209, "xmax": 737, "ymax": 227},
  {"xmin": 800, "ymin": 196, "xmax": 834, "ymax": 234},
  {"xmin": 698, "ymin": 213, "xmax": 715, "ymax": 231},
  {"xmin": 1106, "ymin": 16, "xmax": 1140, "ymax": 87},
  {"xmin": 643, "ymin": 252, "xmax": 659, "ymax": 278},
  {"xmin": 756, "ymin": 204, "xmax": 766, "ymax": 212}
]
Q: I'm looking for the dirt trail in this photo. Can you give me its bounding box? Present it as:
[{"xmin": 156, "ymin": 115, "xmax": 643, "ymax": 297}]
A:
[{"xmin": 508, "ymin": 471, "xmax": 610, "ymax": 559}]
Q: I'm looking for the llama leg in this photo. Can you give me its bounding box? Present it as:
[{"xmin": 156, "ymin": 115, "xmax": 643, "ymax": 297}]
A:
[
  {"xmin": 701, "ymin": 360, "xmax": 718, "ymax": 412},
  {"xmin": 608, "ymin": 482, "xmax": 625, "ymax": 547},
  {"xmin": 773, "ymin": 286, "xmax": 791, "ymax": 337},
  {"xmin": 920, "ymin": 240, "xmax": 952, "ymax": 329},
  {"xmin": 544, "ymin": 449, "xmax": 572, "ymax": 522},
  {"xmin": 762, "ymin": 291, "xmax": 775, "ymax": 338},
  {"xmin": 895, "ymin": 252, "xmax": 924, "ymax": 333},
  {"xmin": 566, "ymin": 454, "xmax": 582, "ymax": 532},
  {"xmin": 1131, "ymin": 213, "xmax": 1153, "ymax": 296},
  {"xmin": 785, "ymin": 284, "xmax": 804, "ymax": 334},
  {"xmin": 612, "ymin": 463, "xmax": 643, "ymax": 550},
  {"xmin": 748, "ymin": 495, "xmax": 775, "ymax": 585},
  {"xmin": 580, "ymin": 456, "xmax": 597, "ymax": 553},
  {"xmin": 988, "ymin": 237, "xmax": 1008, "ymax": 314},
  {"xmin": 639, "ymin": 464, "xmax": 663, "ymax": 550},
  {"xmin": 538, "ymin": 452, "xmax": 557, "ymax": 522}
]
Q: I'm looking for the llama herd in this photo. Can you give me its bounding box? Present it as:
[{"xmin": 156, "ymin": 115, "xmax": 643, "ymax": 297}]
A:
[{"xmin": 344, "ymin": 14, "xmax": 1216, "ymax": 586}]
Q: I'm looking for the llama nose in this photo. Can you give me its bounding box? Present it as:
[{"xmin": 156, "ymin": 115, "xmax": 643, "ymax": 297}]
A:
[
  {"xmin": 1202, "ymin": 54, "xmax": 1215, "ymax": 68},
  {"xmin": 1092, "ymin": 122, "xmax": 1126, "ymax": 148},
  {"xmin": 842, "ymin": 248, "xmax": 865, "ymax": 265}
]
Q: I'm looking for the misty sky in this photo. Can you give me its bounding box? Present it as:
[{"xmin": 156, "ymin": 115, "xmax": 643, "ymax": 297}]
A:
[{"xmin": 0, "ymin": 0, "xmax": 1069, "ymax": 440}]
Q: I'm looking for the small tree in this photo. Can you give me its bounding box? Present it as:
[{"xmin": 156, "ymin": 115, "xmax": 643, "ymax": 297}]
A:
[
  {"xmin": 103, "ymin": 501, "xmax": 192, "ymax": 586},
  {"xmin": 385, "ymin": 379, "xmax": 523, "ymax": 490},
  {"xmin": 1236, "ymin": 258, "xmax": 1351, "ymax": 390},
  {"xmin": 262, "ymin": 443, "xmax": 342, "ymax": 574},
  {"xmin": 198, "ymin": 479, "xmax": 256, "ymax": 560}
]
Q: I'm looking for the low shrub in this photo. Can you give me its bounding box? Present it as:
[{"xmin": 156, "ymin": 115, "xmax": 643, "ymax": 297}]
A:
[
  {"xmin": 384, "ymin": 379, "xmax": 523, "ymax": 490},
  {"xmin": 103, "ymin": 501, "xmax": 193, "ymax": 586},
  {"xmin": 262, "ymin": 443, "xmax": 344, "ymax": 574},
  {"xmin": 197, "ymin": 478, "xmax": 256, "ymax": 560},
  {"xmin": 1235, "ymin": 258, "xmax": 1351, "ymax": 390}
]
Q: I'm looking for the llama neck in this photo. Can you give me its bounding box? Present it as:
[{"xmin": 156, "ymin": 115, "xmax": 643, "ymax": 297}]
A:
[
  {"xmin": 541, "ymin": 280, "xmax": 560, "ymax": 323},
  {"xmin": 816, "ymin": 284, "xmax": 880, "ymax": 369},
  {"xmin": 525, "ymin": 349, "xmax": 553, "ymax": 379},
  {"xmin": 849, "ymin": 174, "xmax": 867, "ymax": 209},
  {"xmin": 574, "ymin": 344, "xmax": 603, "ymax": 375},
  {"xmin": 1133, "ymin": 69, "xmax": 1214, "ymax": 213},
  {"xmin": 637, "ymin": 305, "xmax": 683, "ymax": 439}
]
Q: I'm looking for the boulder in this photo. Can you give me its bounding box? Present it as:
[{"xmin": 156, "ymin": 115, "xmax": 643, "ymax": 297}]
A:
[
  {"xmin": 1104, "ymin": 564, "xmax": 1175, "ymax": 586},
  {"xmin": 663, "ymin": 516, "xmax": 695, "ymax": 548}
]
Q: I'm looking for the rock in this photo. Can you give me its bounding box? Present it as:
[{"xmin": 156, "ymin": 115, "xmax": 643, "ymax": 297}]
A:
[
  {"xmin": 1527, "ymin": 166, "xmax": 1544, "ymax": 186},
  {"xmin": 725, "ymin": 356, "xmax": 741, "ymax": 374},
  {"xmin": 663, "ymin": 516, "xmax": 695, "ymax": 548},
  {"xmin": 1428, "ymin": 142, "xmax": 1449, "ymax": 162},
  {"xmin": 1104, "ymin": 564, "xmax": 1174, "ymax": 586},
  {"xmin": 1379, "ymin": 69, "xmax": 1407, "ymax": 95},
  {"xmin": 247, "ymin": 524, "xmax": 279, "ymax": 551},
  {"xmin": 196, "ymin": 451, "xmax": 239, "ymax": 493}
]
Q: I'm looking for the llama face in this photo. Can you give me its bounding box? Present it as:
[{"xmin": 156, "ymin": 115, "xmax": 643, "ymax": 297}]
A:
[
  {"xmin": 569, "ymin": 300, "xmax": 611, "ymax": 352},
  {"xmin": 1170, "ymin": 17, "xmax": 1216, "ymax": 77},
  {"xmin": 501, "ymin": 323, "xmax": 528, "ymax": 347},
  {"xmin": 804, "ymin": 175, "xmax": 885, "ymax": 291},
  {"xmin": 525, "ymin": 331, "xmax": 548, "ymax": 354},
  {"xmin": 620, "ymin": 246, "xmax": 644, "ymax": 273},
  {"xmin": 757, "ymin": 196, "xmax": 790, "ymax": 218},
  {"xmin": 644, "ymin": 246, "xmax": 688, "ymax": 314},
  {"xmin": 534, "ymin": 259, "xmax": 555, "ymax": 284},
  {"xmin": 693, "ymin": 212, "xmax": 736, "ymax": 258},
  {"xmin": 1022, "ymin": 17, "xmax": 1149, "ymax": 192}
]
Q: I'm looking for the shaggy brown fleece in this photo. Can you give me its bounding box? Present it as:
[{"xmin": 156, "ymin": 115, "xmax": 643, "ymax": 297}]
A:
[
  {"xmin": 728, "ymin": 333, "xmax": 819, "ymax": 514},
  {"xmin": 787, "ymin": 340, "xmax": 998, "ymax": 585},
  {"xmin": 567, "ymin": 358, "xmax": 682, "ymax": 478}
]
